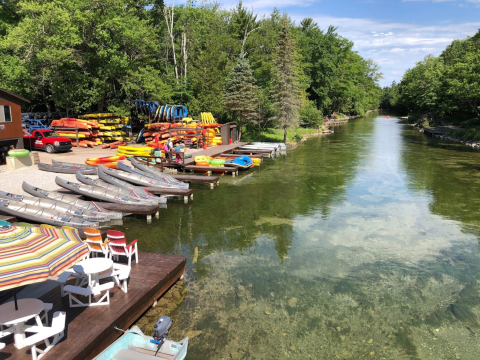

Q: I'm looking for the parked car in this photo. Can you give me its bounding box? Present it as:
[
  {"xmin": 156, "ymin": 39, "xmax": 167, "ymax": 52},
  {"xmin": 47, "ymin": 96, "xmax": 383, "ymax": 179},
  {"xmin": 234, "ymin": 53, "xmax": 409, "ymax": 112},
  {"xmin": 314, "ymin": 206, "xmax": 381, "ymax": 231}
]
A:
[{"xmin": 23, "ymin": 129, "xmax": 72, "ymax": 153}]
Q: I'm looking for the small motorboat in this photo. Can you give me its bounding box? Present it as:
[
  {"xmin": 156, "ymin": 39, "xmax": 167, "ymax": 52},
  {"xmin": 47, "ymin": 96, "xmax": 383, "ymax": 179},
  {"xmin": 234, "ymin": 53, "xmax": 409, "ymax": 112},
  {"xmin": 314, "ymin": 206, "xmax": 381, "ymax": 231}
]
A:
[
  {"xmin": 55, "ymin": 177, "xmax": 154, "ymax": 205},
  {"xmin": 22, "ymin": 182, "xmax": 123, "ymax": 220},
  {"xmin": 38, "ymin": 162, "xmax": 97, "ymax": 175},
  {"xmin": 225, "ymin": 156, "xmax": 253, "ymax": 170},
  {"xmin": 94, "ymin": 316, "xmax": 188, "ymax": 360},
  {"xmin": 0, "ymin": 199, "xmax": 98, "ymax": 228},
  {"xmin": 75, "ymin": 172, "xmax": 166, "ymax": 204},
  {"xmin": 0, "ymin": 190, "xmax": 111, "ymax": 224}
]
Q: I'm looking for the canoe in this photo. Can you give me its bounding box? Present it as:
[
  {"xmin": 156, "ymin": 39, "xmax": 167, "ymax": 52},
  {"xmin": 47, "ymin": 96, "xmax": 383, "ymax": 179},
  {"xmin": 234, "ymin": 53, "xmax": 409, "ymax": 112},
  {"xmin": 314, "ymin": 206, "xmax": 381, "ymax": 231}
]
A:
[
  {"xmin": 97, "ymin": 168, "xmax": 167, "ymax": 203},
  {"xmin": 225, "ymin": 156, "xmax": 253, "ymax": 170},
  {"xmin": 129, "ymin": 157, "xmax": 183, "ymax": 185},
  {"xmin": 75, "ymin": 173, "xmax": 165, "ymax": 204},
  {"xmin": 52, "ymin": 159, "xmax": 92, "ymax": 169},
  {"xmin": 98, "ymin": 164, "xmax": 182, "ymax": 189},
  {"xmin": 117, "ymin": 162, "xmax": 189, "ymax": 189},
  {"xmin": 38, "ymin": 162, "xmax": 97, "ymax": 175},
  {"xmin": 22, "ymin": 182, "xmax": 123, "ymax": 220},
  {"xmin": 0, "ymin": 198, "xmax": 98, "ymax": 229},
  {"xmin": 0, "ymin": 190, "xmax": 111, "ymax": 224},
  {"xmin": 93, "ymin": 325, "xmax": 188, "ymax": 360},
  {"xmin": 55, "ymin": 177, "xmax": 153, "ymax": 205}
]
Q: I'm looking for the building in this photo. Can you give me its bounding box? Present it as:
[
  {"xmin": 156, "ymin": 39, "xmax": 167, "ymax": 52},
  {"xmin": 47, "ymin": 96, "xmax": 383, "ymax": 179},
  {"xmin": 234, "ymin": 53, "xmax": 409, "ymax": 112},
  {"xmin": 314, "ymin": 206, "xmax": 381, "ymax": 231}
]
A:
[{"xmin": 0, "ymin": 88, "xmax": 30, "ymax": 164}]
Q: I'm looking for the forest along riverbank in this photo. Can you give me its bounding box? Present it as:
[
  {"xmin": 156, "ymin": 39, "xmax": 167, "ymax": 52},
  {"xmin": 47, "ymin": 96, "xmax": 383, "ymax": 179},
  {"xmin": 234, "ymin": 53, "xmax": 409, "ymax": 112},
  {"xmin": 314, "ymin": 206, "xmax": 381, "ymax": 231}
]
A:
[{"xmin": 127, "ymin": 113, "xmax": 480, "ymax": 359}]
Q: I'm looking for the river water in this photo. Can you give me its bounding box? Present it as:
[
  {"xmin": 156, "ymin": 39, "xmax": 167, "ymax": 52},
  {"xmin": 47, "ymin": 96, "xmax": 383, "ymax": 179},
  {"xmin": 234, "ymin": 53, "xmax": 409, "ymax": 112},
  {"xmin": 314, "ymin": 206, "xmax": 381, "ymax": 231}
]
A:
[{"xmin": 125, "ymin": 112, "xmax": 480, "ymax": 359}]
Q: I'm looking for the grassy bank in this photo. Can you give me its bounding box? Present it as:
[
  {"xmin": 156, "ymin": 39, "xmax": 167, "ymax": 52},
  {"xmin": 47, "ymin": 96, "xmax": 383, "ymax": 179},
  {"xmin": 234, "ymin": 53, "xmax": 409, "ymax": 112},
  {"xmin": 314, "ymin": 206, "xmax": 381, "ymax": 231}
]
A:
[
  {"xmin": 451, "ymin": 128, "xmax": 480, "ymax": 142},
  {"xmin": 242, "ymin": 128, "xmax": 321, "ymax": 143}
]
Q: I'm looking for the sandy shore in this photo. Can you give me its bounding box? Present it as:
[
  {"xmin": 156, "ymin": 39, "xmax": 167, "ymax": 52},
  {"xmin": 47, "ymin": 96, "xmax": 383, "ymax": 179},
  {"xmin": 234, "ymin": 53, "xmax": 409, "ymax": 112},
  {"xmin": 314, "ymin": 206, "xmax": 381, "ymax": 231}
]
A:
[{"xmin": 0, "ymin": 145, "xmax": 203, "ymax": 195}]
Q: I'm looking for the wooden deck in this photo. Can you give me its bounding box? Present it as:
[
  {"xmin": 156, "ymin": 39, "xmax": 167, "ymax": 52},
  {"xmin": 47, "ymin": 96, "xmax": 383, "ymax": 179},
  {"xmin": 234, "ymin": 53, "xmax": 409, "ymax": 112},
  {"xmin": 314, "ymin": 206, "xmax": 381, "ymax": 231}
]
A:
[
  {"xmin": 182, "ymin": 142, "xmax": 250, "ymax": 165},
  {"xmin": 145, "ymin": 187, "xmax": 194, "ymax": 203},
  {"xmin": 183, "ymin": 165, "xmax": 238, "ymax": 177},
  {"xmin": 1, "ymin": 252, "xmax": 186, "ymax": 360},
  {"xmin": 232, "ymin": 149, "xmax": 274, "ymax": 157},
  {"xmin": 170, "ymin": 174, "xmax": 219, "ymax": 189}
]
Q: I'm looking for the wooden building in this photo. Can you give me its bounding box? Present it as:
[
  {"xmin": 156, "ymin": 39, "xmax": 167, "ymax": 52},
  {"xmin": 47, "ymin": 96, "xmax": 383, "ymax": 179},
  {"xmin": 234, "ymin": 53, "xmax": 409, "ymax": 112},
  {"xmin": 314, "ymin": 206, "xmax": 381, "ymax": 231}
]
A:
[{"xmin": 0, "ymin": 88, "xmax": 29, "ymax": 164}]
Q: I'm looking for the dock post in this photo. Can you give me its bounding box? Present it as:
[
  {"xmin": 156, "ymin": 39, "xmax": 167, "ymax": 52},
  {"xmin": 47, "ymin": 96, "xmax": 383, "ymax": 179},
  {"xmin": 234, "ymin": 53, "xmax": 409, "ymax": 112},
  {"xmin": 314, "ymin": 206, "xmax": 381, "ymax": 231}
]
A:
[
  {"xmin": 207, "ymin": 170, "xmax": 212, "ymax": 176},
  {"xmin": 232, "ymin": 171, "xmax": 236, "ymax": 177},
  {"xmin": 184, "ymin": 196, "xmax": 188, "ymax": 204},
  {"xmin": 147, "ymin": 214, "xmax": 152, "ymax": 224},
  {"xmin": 190, "ymin": 194, "xmax": 193, "ymax": 201},
  {"xmin": 209, "ymin": 182, "xmax": 214, "ymax": 190},
  {"xmin": 155, "ymin": 211, "xmax": 159, "ymax": 219}
]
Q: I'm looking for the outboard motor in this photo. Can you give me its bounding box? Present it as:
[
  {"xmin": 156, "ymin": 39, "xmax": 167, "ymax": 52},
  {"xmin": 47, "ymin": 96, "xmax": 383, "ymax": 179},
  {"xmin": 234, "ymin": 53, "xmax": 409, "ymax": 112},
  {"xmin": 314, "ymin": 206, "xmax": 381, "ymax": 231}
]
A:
[{"xmin": 152, "ymin": 316, "xmax": 172, "ymax": 355}]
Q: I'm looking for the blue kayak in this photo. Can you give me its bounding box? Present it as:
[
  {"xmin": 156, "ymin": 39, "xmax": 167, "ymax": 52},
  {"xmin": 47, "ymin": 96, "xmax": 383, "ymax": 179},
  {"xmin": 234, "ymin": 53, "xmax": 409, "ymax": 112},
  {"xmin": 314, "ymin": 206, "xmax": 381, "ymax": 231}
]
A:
[{"xmin": 225, "ymin": 156, "xmax": 253, "ymax": 170}]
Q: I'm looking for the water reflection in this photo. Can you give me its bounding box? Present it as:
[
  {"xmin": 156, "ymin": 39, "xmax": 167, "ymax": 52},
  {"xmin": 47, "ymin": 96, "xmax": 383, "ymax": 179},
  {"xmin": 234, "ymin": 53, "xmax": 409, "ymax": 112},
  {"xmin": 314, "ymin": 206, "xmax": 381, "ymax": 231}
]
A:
[{"xmin": 125, "ymin": 113, "xmax": 480, "ymax": 359}]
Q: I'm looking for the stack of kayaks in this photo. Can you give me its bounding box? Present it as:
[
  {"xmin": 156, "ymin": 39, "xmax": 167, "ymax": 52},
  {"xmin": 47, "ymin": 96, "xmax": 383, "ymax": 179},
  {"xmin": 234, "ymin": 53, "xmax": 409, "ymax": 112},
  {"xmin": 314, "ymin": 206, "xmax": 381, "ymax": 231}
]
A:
[
  {"xmin": 117, "ymin": 162, "xmax": 189, "ymax": 189},
  {"xmin": 75, "ymin": 173, "xmax": 164, "ymax": 204},
  {"xmin": 22, "ymin": 182, "xmax": 123, "ymax": 220},
  {"xmin": 97, "ymin": 168, "xmax": 167, "ymax": 203},
  {"xmin": 55, "ymin": 177, "xmax": 157, "ymax": 205},
  {"xmin": 0, "ymin": 198, "xmax": 98, "ymax": 229},
  {"xmin": 38, "ymin": 162, "xmax": 97, "ymax": 175},
  {"xmin": 76, "ymin": 113, "xmax": 131, "ymax": 143},
  {"xmin": 0, "ymin": 190, "xmax": 111, "ymax": 224}
]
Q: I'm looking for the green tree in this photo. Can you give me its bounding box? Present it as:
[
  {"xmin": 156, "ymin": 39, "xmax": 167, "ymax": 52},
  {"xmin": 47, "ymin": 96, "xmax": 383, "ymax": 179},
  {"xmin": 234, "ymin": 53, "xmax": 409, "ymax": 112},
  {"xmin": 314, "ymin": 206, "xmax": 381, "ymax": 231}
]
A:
[
  {"xmin": 270, "ymin": 21, "xmax": 302, "ymax": 143},
  {"xmin": 223, "ymin": 56, "xmax": 258, "ymax": 141}
]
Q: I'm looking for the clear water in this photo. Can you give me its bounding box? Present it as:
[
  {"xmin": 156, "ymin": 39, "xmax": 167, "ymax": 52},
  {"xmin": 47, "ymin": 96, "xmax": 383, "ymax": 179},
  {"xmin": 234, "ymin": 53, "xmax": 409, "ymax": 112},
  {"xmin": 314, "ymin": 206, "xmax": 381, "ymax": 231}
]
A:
[{"xmin": 124, "ymin": 113, "xmax": 480, "ymax": 359}]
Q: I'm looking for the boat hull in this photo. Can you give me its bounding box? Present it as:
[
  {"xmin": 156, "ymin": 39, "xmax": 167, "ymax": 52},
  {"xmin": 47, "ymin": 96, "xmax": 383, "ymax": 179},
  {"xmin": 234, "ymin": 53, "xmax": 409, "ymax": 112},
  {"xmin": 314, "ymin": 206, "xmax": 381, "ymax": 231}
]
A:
[{"xmin": 38, "ymin": 162, "xmax": 97, "ymax": 175}]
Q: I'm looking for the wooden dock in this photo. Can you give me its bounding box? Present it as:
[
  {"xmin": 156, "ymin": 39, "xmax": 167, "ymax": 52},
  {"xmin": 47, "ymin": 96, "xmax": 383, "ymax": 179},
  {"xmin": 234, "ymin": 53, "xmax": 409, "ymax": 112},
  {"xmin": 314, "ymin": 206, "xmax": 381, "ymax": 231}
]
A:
[
  {"xmin": 95, "ymin": 202, "xmax": 160, "ymax": 224},
  {"xmin": 182, "ymin": 142, "xmax": 250, "ymax": 165},
  {"xmin": 183, "ymin": 165, "xmax": 238, "ymax": 177},
  {"xmin": 232, "ymin": 149, "xmax": 274, "ymax": 157},
  {"xmin": 170, "ymin": 174, "xmax": 219, "ymax": 189},
  {"xmin": 423, "ymin": 126, "xmax": 463, "ymax": 136},
  {"xmin": 145, "ymin": 187, "xmax": 194, "ymax": 203},
  {"xmin": 1, "ymin": 252, "xmax": 186, "ymax": 360}
]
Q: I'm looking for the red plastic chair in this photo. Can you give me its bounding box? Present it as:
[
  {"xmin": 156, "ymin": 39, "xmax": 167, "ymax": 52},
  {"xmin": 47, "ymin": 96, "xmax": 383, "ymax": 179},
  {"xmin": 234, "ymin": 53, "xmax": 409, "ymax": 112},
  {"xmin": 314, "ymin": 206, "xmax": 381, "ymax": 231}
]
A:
[{"xmin": 106, "ymin": 230, "xmax": 138, "ymax": 266}]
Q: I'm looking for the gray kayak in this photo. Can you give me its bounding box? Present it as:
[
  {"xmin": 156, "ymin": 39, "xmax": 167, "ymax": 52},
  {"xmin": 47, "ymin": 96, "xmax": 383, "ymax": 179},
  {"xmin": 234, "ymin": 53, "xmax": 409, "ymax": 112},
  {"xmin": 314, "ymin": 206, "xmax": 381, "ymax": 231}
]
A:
[
  {"xmin": 75, "ymin": 172, "xmax": 165, "ymax": 205},
  {"xmin": 55, "ymin": 177, "xmax": 153, "ymax": 205},
  {"xmin": 38, "ymin": 162, "xmax": 97, "ymax": 175},
  {"xmin": 98, "ymin": 164, "xmax": 180, "ymax": 189},
  {"xmin": 51, "ymin": 159, "xmax": 93, "ymax": 169},
  {"xmin": 97, "ymin": 168, "xmax": 168, "ymax": 203},
  {"xmin": 129, "ymin": 157, "xmax": 183, "ymax": 184},
  {"xmin": 22, "ymin": 182, "xmax": 123, "ymax": 220},
  {"xmin": 0, "ymin": 190, "xmax": 111, "ymax": 224},
  {"xmin": 117, "ymin": 162, "xmax": 189, "ymax": 189},
  {"xmin": 0, "ymin": 198, "xmax": 98, "ymax": 229}
]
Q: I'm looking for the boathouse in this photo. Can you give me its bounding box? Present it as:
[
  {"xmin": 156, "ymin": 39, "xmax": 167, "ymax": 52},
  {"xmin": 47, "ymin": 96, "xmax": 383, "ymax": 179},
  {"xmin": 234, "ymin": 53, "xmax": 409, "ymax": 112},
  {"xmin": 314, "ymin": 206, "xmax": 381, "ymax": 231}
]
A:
[{"xmin": 0, "ymin": 88, "xmax": 29, "ymax": 164}]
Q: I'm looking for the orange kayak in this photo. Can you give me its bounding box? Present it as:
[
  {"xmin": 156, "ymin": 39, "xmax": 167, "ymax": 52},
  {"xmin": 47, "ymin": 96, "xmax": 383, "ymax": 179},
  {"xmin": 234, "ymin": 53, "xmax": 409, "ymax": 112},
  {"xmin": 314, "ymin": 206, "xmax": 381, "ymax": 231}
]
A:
[
  {"xmin": 86, "ymin": 155, "xmax": 126, "ymax": 163},
  {"xmin": 85, "ymin": 160, "xmax": 119, "ymax": 169}
]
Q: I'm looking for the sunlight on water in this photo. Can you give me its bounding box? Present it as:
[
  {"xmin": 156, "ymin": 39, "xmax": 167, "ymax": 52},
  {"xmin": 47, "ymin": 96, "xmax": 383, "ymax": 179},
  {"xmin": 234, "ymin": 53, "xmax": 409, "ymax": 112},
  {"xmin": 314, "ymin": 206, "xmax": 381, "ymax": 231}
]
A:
[{"xmin": 124, "ymin": 113, "xmax": 480, "ymax": 359}]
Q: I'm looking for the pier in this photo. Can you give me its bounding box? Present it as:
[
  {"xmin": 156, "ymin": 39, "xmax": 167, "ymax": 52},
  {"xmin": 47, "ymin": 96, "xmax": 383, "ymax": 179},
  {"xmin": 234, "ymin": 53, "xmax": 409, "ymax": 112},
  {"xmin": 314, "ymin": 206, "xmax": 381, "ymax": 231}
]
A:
[
  {"xmin": 2, "ymin": 252, "xmax": 186, "ymax": 360},
  {"xmin": 423, "ymin": 126, "xmax": 463, "ymax": 136}
]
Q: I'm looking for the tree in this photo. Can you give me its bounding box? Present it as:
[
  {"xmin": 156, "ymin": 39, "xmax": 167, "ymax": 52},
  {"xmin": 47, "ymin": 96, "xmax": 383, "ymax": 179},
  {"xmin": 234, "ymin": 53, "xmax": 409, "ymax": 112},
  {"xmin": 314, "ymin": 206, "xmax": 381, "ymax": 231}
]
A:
[
  {"xmin": 270, "ymin": 21, "xmax": 302, "ymax": 143},
  {"xmin": 223, "ymin": 56, "xmax": 258, "ymax": 141}
]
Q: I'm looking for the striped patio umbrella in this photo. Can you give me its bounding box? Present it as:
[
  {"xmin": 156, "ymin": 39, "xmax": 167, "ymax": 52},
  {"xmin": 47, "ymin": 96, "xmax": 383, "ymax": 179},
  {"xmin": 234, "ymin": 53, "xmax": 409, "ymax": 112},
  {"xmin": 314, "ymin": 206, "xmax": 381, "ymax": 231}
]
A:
[{"xmin": 0, "ymin": 225, "xmax": 88, "ymax": 309}]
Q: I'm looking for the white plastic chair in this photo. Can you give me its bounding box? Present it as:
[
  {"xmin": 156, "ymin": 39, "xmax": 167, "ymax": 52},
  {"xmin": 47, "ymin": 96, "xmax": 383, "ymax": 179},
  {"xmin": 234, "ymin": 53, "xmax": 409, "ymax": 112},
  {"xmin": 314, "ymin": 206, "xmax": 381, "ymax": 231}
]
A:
[
  {"xmin": 63, "ymin": 282, "xmax": 114, "ymax": 308},
  {"xmin": 23, "ymin": 311, "xmax": 66, "ymax": 360}
]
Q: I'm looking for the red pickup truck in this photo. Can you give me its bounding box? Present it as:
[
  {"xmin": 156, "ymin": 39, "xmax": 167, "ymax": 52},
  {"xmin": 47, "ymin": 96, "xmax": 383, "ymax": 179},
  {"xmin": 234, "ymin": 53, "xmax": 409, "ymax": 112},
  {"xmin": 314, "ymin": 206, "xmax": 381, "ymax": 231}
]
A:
[{"xmin": 23, "ymin": 129, "xmax": 72, "ymax": 153}]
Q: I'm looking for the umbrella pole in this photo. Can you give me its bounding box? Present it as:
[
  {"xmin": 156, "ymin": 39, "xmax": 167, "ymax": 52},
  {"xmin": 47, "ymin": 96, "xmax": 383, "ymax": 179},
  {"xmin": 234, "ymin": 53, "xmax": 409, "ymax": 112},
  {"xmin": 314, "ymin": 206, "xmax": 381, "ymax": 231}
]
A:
[{"xmin": 13, "ymin": 288, "xmax": 18, "ymax": 310}]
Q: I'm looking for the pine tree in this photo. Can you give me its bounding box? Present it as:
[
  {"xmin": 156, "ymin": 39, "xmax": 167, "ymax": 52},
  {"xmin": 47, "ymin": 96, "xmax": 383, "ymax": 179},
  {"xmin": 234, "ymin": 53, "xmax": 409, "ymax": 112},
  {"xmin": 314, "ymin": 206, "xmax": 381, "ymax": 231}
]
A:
[
  {"xmin": 223, "ymin": 56, "xmax": 258, "ymax": 141},
  {"xmin": 270, "ymin": 21, "xmax": 303, "ymax": 143}
]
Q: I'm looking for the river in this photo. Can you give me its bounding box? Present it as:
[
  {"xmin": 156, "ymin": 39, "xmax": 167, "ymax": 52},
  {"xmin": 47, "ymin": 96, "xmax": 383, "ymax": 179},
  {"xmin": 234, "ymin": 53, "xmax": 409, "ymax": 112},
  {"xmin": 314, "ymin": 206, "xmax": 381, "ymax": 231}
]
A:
[{"xmin": 123, "ymin": 112, "xmax": 480, "ymax": 359}]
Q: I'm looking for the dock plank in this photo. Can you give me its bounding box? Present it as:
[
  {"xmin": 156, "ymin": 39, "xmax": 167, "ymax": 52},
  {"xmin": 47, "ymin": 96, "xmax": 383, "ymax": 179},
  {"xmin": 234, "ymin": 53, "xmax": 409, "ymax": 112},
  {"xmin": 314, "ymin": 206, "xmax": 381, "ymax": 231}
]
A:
[{"xmin": 1, "ymin": 252, "xmax": 186, "ymax": 360}]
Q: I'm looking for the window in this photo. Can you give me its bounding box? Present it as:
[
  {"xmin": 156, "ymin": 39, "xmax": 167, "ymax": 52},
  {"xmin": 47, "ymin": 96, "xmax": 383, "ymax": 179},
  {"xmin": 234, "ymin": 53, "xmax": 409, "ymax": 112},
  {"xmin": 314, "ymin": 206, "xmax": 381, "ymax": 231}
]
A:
[{"xmin": 0, "ymin": 105, "xmax": 12, "ymax": 122}]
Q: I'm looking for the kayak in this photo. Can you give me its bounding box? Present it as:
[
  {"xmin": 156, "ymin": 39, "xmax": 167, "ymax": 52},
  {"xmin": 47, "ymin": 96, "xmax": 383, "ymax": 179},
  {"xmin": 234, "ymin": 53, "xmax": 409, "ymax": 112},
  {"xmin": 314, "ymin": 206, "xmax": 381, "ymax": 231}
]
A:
[
  {"xmin": 86, "ymin": 155, "xmax": 126, "ymax": 163},
  {"xmin": 85, "ymin": 160, "xmax": 119, "ymax": 169}
]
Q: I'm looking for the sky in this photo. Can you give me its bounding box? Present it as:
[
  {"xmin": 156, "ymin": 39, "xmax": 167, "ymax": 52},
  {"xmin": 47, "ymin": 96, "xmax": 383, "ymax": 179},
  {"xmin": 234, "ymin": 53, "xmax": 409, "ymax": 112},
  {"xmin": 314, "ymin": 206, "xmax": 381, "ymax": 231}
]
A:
[{"xmin": 214, "ymin": 0, "xmax": 480, "ymax": 87}]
